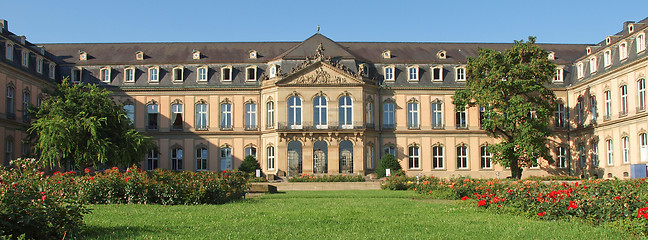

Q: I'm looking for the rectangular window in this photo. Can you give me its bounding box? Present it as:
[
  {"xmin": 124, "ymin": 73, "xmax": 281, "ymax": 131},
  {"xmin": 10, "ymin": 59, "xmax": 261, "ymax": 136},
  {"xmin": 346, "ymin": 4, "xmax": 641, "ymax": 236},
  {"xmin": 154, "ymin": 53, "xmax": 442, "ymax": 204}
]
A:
[
  {"xmin": 384, "ymin": 66, "xmax": 394, "ymax": 81},
  {"xmin": 100, "ymin": 68, "xmax": 111, "ymax": 82},
  {"xmin": 557, "ymin": 146, "xmax": 567, "ymax": 168},
  {"xmin": 172, "ymin": 104, "xmax": 184, "ymax": 130},
  {"xmin": 637, "ymin": 34, "xmax": 646, "ymax": 53},
  {"xmin": 457, "ymin": 146, "xmax": 468, "ymax": 169},
  {"xmin": 433, "ymin": 146, "xmax": 444, "ymax": 169},
  {"xmin": 383, "ymin": 102, "xmax": 395, "ymax": 129},
  {"xmin": 408, "ymin": 146, "xmax": 420, "ymax": 169},
  {"xmin": 366, "ymin": 146, "xmax": 375, "ymax": 169},
  {"xmin": 589, "ymin": 57, "xmax": 597, "ymax": 73},
  {"xmin": 620, "ymin": 85, "xmax": 628, "ymax": 116},
  {"xmin": 577, "ymin": 98, "xmax": 584, "ymax": 125},
  {"xmin": 554, "ymin": 68, "xmax": 563, "ymax": 82},
  {"xmin": 49, "ymin": 64, "xmax": 56, "ymax": 79},
  {"xmin": 619, "ymin": 42, "xmax": 628, "ymax": 60},
  {"xmin": 266, "ymin": 101, "xmax": 274, "ymax": 129},
  {"xmin": 481, "ymin": 146, "xmax": 492, "ymax": 169},
  {"xmin": 603, "ymin": 50, "xmax": 612, "ymax": 67},
  {"xmin": 198, "ymin": 67, "xmax": 208, "ymax": 82},
  {"xmin": 579, "ymin": 144, "xmax": 586, "ymax": 168},
  {"xmin": 123, "ymin": 104, "xmax": 135, "ymax": 124},
  {"xmin": 147, "ymin": 104, "xmax": 159, "ymax": 130},
  {"xmin": 246, "ymin": 67, "xmax": 256, "ymax": 81},
  {"xmin": 408, "ymin": 67, "xmax": 418, "ymax": 81},
  {"xmin": 590, "ymin": 96, "xmax": 597, "ymax": 123},
  {"xmin": 36, "ymin": 58, "xmax": 43, "ymax": 74},
  {"xmin": 148, "ymin": 67, "xmax": 159, "ymax": 82},
  {"xmin": 604, "ymin": 91, "xmax": 612, "ymax": 119},
  {"xmin": 456, "ymin": 67, "xmax": 466, "ymax": 81},
  {"xmin": 577, "ymin": 63, "xmax": 584, "ymax": 79},
  {"xmin": 592, "ymin": 142, "xmax": 599, "ymax": 167},
  {"xmin": 407, "ymin": 102, "xmax": 419, "ymax": 129},
  {"xmin": 21, "ymin": 51, "xmax": 28, "ymax": 67},
  {"xmin": 222, "ymin": 67, "xmax": 232, "ymax": 81},
  {"xmin": 366, "ymin": 102, "xmax": 374, "ymax": 127},
  {"xmin": 197, "ymin": 147, "xmax": 208, "ymax": 171},
  {"xmin": 147, "ymin": 150, "xmax": 158, "ymax": 171},
  {"xmin": 220, "ymin": 147, "xmax": 232, "ymax": 170},
  {"xmin": 71, "ymin": 68, "xmax": 81, "ymax": 83},
  {"xmin": 22, "ymin": 92, "xmax": 30, "ymax": 122},
  {"xmin": 267, "ymin": 146, "xmax": 275, "ymax": 170},
  {"xmin": 171, "ymin": 148, "xmax": 183, "ymax": 171},
  {"xmin": 606, "ymin": 140, "xmax": 613, "ymax": 166},
  {"xmin": 639, "ymin": 79, "xmax": 646, "ymax": 111},
  {"xmin": 431, "ymin": 102, "xmax": 443, "ymax": 129},
  {"xmin": 479, "ymin": 107, "xmax": 486, "ymax": 129},
  {"xmin": 455, "ymin": 107, "xmax": 467, "ymax": 129},
  {"xmin": 245, "ymin": 103, "xmax": 257, "ymax": 130},
  {"xmin": 220, "ymin": 103, "xmax": 232, "ymax": 130},
  {"xmin": 6, "ymin": 86, "xmax": 14, "ymax": 119},
  {"xmin": 622, "ymin": 137, "xmax": 630, "ymax": 164},
  {"xmin": 196, "ymin": 103, "xmax": 208, "ymax": 130}
]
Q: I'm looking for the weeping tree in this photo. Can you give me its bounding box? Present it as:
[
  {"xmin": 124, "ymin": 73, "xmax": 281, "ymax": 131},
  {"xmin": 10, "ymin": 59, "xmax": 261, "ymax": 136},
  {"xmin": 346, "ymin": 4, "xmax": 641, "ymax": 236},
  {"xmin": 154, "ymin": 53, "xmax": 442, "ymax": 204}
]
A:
[
  {"xmin": 452, "ymin": 37, "xmax": 557, "ymax": 179},
  {"xmin": 28, "ymin": 78, "xmax": 156, "ymax": 169}
]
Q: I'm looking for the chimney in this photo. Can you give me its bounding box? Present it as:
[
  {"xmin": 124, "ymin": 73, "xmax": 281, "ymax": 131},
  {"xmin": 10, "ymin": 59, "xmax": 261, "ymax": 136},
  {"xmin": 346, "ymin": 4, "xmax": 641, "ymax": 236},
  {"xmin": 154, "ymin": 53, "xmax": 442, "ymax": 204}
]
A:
[
  {"xmin": 18, "ymin": 35, "xmax": 26, "ymax": 45},
  {"xmin": 37, "ymin": 46, "xmax": 45, "ymax": 55},
  {"xmin": 0, "ymin": 19, "xmax": 7, "ymax": 32}
]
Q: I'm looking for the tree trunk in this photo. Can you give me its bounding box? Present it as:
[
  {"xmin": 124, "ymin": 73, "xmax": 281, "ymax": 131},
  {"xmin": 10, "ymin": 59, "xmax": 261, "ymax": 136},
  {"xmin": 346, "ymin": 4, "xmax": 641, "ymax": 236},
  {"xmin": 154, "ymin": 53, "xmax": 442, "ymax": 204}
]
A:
[{"xmin": 510, "ymin": 159, "xmax": 523, "ymax": 179}]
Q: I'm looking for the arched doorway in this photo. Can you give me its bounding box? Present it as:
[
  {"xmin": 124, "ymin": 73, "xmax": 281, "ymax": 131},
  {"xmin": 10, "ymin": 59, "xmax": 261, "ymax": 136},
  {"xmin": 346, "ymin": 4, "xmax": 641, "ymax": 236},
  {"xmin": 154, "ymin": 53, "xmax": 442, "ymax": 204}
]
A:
[
  {"xmin": 287, "ymin": 141, "xmax": 302, "ymax": 176},
  {"xmin": 339, "ymin": 140, "xmax": 353, "ymax": 173},
  {"xmin": 313, "ymin": 141, "xmax": 328, "ymax": 174}
]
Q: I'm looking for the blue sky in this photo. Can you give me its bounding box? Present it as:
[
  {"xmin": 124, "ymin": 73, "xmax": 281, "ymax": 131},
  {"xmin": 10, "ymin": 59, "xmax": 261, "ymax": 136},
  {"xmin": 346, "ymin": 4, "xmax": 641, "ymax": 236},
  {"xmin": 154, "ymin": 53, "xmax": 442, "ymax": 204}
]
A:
[{"xmin": 2, "ymin": 0, "xmax": 648, "ymax": 44}]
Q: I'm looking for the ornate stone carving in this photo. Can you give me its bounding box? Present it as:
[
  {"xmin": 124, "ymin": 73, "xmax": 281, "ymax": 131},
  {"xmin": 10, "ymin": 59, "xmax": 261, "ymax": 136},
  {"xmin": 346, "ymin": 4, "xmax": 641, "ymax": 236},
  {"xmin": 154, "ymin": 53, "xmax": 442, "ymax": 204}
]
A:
[{"xmin": 292, "ymin": 68, "xmax": 347, "ymax": 85}]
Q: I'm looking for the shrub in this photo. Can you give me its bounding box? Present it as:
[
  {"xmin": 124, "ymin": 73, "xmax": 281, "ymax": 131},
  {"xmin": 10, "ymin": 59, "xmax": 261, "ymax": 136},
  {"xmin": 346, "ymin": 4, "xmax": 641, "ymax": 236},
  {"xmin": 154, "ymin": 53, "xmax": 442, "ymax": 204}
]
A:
[
  {"xmin": 288, "ymin": 174, "xmax": 365, "ymax": 182},
  {"xmin": 238, "ymin": 155, "xmax": 261, "ymax": 174},
  {"xmin": 0, "ymin": 159, "xmax": 88, "ymax": 239},
  {"xmin": 375, "ymin": 154, "xmax": 401, "ymax": 178}
]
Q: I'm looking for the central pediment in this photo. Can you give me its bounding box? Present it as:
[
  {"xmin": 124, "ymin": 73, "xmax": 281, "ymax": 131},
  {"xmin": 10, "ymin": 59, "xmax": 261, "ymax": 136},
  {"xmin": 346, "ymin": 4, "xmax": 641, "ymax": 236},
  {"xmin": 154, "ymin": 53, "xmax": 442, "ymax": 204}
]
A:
[{"xmin": 276, "ymin": 61, "xmax": 364, "ymax": 86}]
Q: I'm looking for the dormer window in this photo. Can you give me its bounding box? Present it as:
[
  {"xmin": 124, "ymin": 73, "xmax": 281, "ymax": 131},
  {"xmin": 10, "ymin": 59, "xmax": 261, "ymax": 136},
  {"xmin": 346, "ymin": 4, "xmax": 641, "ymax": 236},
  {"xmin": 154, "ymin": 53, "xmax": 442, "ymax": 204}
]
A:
[
  {"xmin": 49, "ymin": 63, "xmax": 55, "ymax": 79},
  {"xmin": 431, "ymin": 65, "xmax": 443, "ymax": 82},
  {"xmin": 5, "ymin": 42, "xmax": 13, "ymax": 60},
  {"xmin": 100, "ymin": 67, "xmax": 111, "ymax": 83},
  {"xmin": 359, "ymin": 63, "xmax": 368, "ymax": 77},
  {"xmin": 21, "ymin": 50, "xmax": 28, "ymax": 67},
  {"xmin": 589, "ymin": 56, "xmax": 597, "ymax": 73},
  {"xmin": 548, "ymin": 51, "xmax": 555, "ymax": 60},
  {"xmin": 197, "ymin": 66, "xmax": 208, "ymax": 82},
  {"xmin": 606, "ymin": 36, "xmax": 612, "ymax": 45},
  {"xmin": 553, "ymin": 67, "xmax": 564, "ymax": 83},
  {"xmin": 148, "ymin": 66, "xmax": 159, "ymax": 82},
  {"xmin": 246, "ymin": 66, "xmax": 257, "ymax": 81},
  {"xmin": 629, "ymin": 24, "xmax": 635, "ymax": 33},
  {"xmin": 124, "ymin": 66, "xmax": 135, "ymax": 83},
  {"xmin": 383, "ymin": 65, "xmax": 394, "ymax": 82},
  {"xmin": 192, "ymin": 50, "xmax": 201, "ymax": 60},
  {"xmin": 382, "ymin": 50, "xmax": 391, "ymax": 59},
  {"xmin": 221, "ymin": 66, "xmax": 232, "ymax": 82},
  {"xmin": 619, "ymin": 42, "xmax": 628, "ymax": 60},
  {"xmin": 136, "ymin": 51, "xmax": 144, "ymax": 60},
  {"xmin": 603, "ymin": 50, "xmax": 612, "ymax": 67},
  {"xmin": 586, "ymin": 47, "xmax": 592, "ymax": 55},
  {"xmin": 407, "ymin": 65, "xmax": 419, "ymax": 81},
  {"xmin": 577, "ymin": 62, "xmax": 584, "ymax": 79},
  {"xmin": 71, "ymin": 68, "xmax": 82, "ymax": 83},
  {"xmin": 437, "ymin": 50, "xmax": 446, "ymax": 59},
  {"xmin": 79, "ymin": 51, "xmax": 87, "ymax": 61},
  {"xmin": 249, "ymin": 50, "xmax": 257, "ymax": 59},
  {"xmin": 173, "ymin": 66, "xmax": 184, "ymax": 82},
  {"xmin": 269, "ymin": 65, "xmax": 277, "ymax": 78},
  {"xmin": 36, "ymin": 57, "xmax": 43, "ymax": 74},
  {"xmin": 455, "ymin": 66, "xmax": 466, "ymax": 82},
  {"xmin": 637, "ymin": 33, "xmax": 646, "ymax": 53}
]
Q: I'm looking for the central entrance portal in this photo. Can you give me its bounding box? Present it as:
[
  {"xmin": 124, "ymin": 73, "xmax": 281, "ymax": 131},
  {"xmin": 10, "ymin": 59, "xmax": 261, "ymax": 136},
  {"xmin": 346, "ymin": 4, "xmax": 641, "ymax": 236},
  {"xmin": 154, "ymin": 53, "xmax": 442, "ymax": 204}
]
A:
[
  {"xmin": 339, "ymin": 140, "xmax": 353, "ymax": 173},
  {"xmin": 313, "ymin": 141, "xmax": 328, "ymax": 174}
]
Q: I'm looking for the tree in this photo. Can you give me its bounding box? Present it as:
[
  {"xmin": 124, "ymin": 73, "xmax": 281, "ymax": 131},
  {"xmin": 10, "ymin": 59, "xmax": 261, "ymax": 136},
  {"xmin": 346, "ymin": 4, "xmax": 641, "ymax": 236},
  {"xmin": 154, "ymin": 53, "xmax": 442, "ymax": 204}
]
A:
[
  {"xmin": 452, "ymin": 37, "xmax": 557, "ymax": 179},
  {"xmin": 28, "ymin": 79, "xmax": 156, "ymax": 169},
  {"xmin": 238, "ymin": 155, "xmax": 261, "ymax": 174},
  {"xmin": 376, "ymin": 154, "xmax": 402, "ymax": 178}
]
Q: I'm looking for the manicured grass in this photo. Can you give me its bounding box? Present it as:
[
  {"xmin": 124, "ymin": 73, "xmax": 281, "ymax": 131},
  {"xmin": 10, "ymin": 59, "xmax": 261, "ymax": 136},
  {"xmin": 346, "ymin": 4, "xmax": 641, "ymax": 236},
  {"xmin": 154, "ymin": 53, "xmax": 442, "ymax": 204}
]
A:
[{"xmin": 82, "ymin": 190, "xmax": 635, "ymax": 239}]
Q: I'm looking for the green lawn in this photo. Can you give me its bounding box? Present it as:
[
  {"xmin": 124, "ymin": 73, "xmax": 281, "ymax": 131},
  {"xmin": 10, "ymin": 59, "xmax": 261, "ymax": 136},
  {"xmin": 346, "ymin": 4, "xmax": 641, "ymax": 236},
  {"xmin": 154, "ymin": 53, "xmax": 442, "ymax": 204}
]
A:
[{"xmin": 82, "ymin": 190, "xmax": 635, "ymax": 239}]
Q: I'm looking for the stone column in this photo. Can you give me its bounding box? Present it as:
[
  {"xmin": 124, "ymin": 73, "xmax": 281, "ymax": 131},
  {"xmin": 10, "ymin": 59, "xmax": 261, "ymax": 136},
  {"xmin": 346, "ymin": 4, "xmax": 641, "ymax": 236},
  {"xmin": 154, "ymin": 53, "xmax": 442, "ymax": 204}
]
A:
[
  {"xmin": 353, "ymin": 139, "xmax": 365, "ymax": 175},
  {"xmin": 302, "ymin": 139, "xmax": 313, "ymax": 174},
  {"xmin": 328, "ymin": 139, "xmax": 340, "ymax": 173}
]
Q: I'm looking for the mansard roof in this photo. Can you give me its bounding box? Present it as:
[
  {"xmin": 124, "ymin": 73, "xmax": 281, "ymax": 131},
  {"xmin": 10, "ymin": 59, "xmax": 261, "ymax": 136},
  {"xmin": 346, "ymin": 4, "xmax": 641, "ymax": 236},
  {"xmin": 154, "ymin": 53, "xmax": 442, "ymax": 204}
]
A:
[{"xmin": 40, "ymin": 34, "xmax": 588, "ymax": 66}]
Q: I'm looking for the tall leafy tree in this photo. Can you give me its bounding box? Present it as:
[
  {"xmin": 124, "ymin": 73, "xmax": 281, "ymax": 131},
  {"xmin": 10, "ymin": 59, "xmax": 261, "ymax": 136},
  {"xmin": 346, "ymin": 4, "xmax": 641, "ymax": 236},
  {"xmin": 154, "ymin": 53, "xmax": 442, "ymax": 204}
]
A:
[
  {"xmin": 452, "ymin": 37, "xmax": 557, "ymax": 179},
  {"xmin": 28, "ymin": 79, "xmax": 156, "ymax": 169}
]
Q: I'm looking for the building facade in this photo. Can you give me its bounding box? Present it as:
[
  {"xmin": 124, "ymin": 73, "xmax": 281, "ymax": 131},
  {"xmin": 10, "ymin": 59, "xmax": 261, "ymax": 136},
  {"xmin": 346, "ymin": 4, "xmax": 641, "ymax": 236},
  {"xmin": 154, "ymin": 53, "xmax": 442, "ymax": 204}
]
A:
[{"xmin": 2, "ymin": 18, "xmax": 647, "ymax": 179}]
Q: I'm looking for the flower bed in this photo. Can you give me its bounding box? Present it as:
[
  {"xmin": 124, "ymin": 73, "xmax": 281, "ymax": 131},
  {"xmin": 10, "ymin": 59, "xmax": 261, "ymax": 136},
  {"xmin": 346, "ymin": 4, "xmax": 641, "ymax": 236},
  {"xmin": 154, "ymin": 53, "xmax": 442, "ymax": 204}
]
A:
[
  {"xmin": 386, "ymin": 176, "xmax": 648, "ymax": 236},
  {"xmin": 288, "ymin": 174, "xmax": 365, "ymax": 182}
]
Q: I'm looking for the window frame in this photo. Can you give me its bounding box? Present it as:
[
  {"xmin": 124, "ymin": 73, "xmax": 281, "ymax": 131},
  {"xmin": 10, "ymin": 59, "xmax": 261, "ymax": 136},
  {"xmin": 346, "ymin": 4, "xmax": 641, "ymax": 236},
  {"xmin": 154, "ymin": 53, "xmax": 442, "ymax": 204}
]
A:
[
  {"xmin": 6, "ymin": 85, "xmax": 15, "ymax": 119},
  {"xmin": 606, "ymin": 139, "xmax": 614, "ymax": 166},
  {"xmin": 603, "ymin": 50, "xmax": 612, "ymax": 67},
  {"xmin": 5, "ymin": 42, "xmax": 13, "ymax": 61},
  {"xmin": 622, "ymin": 136, "xmax": 630, "ymax": 164},
  {"xmin": 70, "ymin": 68, "xmax": 82, "ymax": 83},
  {"xmin": 49, "ymin": 63, "xmax": 56, "ymax": 80},
  {"xmin": 266, "ymin": 101, "xmax": 274, "ymax": 129},
  {"xmin": 172, "ymin": 66, "xmax": 184, "ymax": 83},
  {"xmin": 577, "ymin": 62, "xmax": 584, "ymax": 79},
  {"xmin": 456, "ymin": 145, "xmax": 468, "ymax": 169},
  {"xmin": 196, "ymin": 146, "xmax": 208, "ymax": 171},
  {"xmin": 619, "ymin": 42, "xmax": 628, "ymax": 60},
  {"xmin": 147, "ymin": 103, "xmax": 159, "ymax": 130},
  {"xmin": 220, "ymin": 102, "xmax": 232, "ymax": 130},
  {"xmin": 36, "ymin": 57, "xmax": 43, "ymax": 74},
  {"xmin": 638, "ymin": 79, "xmax": 646, "ymax": 111},
  {"xmin": 553, "ymin": 67, "xmax": 564, "ymax": 83},
  {"xmin": 431, "ymin": 100, "xmax": 443, "ymax": 129},
  {"xmin": 245, "ymin": 102, "xmax": 257, "ymax": 130},
  {"xmin": 171, "ymin": 147, "xmax": 183, "ymax": 171},
  {"xmin": 287, "ymin": 96, "xmax": 302, "ymax": 129},
  {"xmin": 455, "ymin": 106, "xmax": 468, "ymax": 129},
  {"xmin": 221, "ymin": 66, "xmax": 232, "ymax": 82},
  {"xmin": 170, "ymin": 103, "xmax": 184, "ymax": 130},
  {"xmin": 383, "ymin": 102, "xmax": 395, "ymax": 129},
  {"xmin": 313, "ymin": 96, "xmax": 328, "ymax": 129},
  {"xmin": 383, "ymin": 65, "xmax": 395, "ymax": 82},
  {"xmin": 339, "ymin": 96, "xmax": 353, "ymax": 129},
  {"xmin": 455, "ymin": 66, "xmax": 466, "ymax": 82},
  {"xmin": 407, "ymin": 101, "xmax": 419, "ymax": 129},
  {"xmin": 197, "ymin": 66, "xmax": 209, "ymax": 82},
  {"xmin": 408, "ymin": 145, "xmax": 420, "ymax": 169},
  {"xmin": 21, "ymin": 50, "xmax": 28, "ymax": 67},
  {"xmin": 124, "ymin": 66, "xmax": 135, "ymax": 83},
  {"xmin": 148, "ymin": 66, "xmax": 159, "ymax": 83},
  {"xmin": 100, "ymin": 67, "xmax": 111, "ymax": 83},
  {"xmin": 267, "ymin": 146, "xmax": 275, "ymax": 170},
  {"xmin": 637, "ymin": 33, "xmax": 646, "ymax": 53},
  {"xmin": 432, "ymin": 65, "xmax": 443, "ymax": 82},
  {"xmin": 620, "ymin": 85, "xmax": 628, "ymax": 116},
  {"xmin": 432, "ymin": 145, "xmax": 444, "ymax": 169},
  {"xmin": 480, "ymin": 146, "xmax": 492, "ymax": 169},
  {"xmin": 246, "ymin": 66, "xmax": 257, "ymax": 82},
  {"xmin": 407, "ymin": 65, "xmax": 419, "ymax": 81},
  {"xmin": 557, "ymin": 146, "xmax": 567, "ymax": 168},
  {"xmin": 589, "ymin": 56, "xmax": 597, "ymax": 73},
  {"xmin": 146, "ymin": 149, "xmax": 159, "ymax": 171},
  {"xmin": 604, "ymin": 90, "xmax": 612, "ymax": 119}
]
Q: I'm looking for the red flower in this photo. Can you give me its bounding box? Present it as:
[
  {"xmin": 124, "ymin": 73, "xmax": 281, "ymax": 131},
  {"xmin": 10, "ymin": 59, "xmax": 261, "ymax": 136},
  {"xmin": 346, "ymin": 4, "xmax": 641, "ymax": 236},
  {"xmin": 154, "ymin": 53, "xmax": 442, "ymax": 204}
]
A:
[
  {"xmin": 538, "ymin": 212, "xmax": 546, "ymax": 217},
  {"xmin": 84, "ymin": 168, "xmax": 90, "ymax": 174},
  {"xmin": 568, "ymin": 200, "xmax": 578, "ymax": 210},
  {"xmin": 127, "ymin": 168, "xmax": 131, "ymax": 173},
  {"xmin": 478, "ymin": 200, "xmax": 487, "ymax": 207},
  {"xmin": 614, "ymin": 196, "xmax": 621, "ymax": 200},
  {"xmin": 125, "ymin": 177, "xmax": 130, "ymax": 182},
  {"xmin": 638, "ymin": 207, "xmax": 648, "ymax": 219},
  {"xmin": 461, "ymin": 196, "xmax": 470, "ymax": 201},
  {"xmin": 537, "ymin": 197, "xmax": 544, "ymax": 203},
  {"xmin": 41, "ymin": 195, "xmax": 47, "ymax": 201}
]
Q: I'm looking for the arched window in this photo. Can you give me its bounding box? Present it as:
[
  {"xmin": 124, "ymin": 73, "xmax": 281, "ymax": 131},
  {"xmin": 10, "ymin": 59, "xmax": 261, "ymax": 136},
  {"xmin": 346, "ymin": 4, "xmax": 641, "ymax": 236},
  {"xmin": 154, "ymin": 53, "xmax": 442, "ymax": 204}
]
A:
[
  {"xmin": 197, "ymin": 146, "xmax": 209, "ymax": 171},
  {"xmin": 339, "ymin": 96, "xmax": 353, "ymax": 129},
  {"xmin": 267, "ymin": 146, "xmax": 275, "ymax": 170},
  {"xmin": 314, "ymin": 96, "xmax": 328, "ymax": 129},
  {"xmin": 480, "ymin": 145, "xmax": 492, "ymax": 169},
  {"xmin": 171, "ymin": 147, "xmax": 183, "ymax": 171},
  {"xmin": 637, "ymin": 33, "xmax": 645, "ymax": 53},
  {"xmin": 432, "ymin": 145, "xmax": 444, "ymax": 169},
  {"xmin": 456, "ymin": 145, "xmax": 468, "ymax": 169},
  {"xmin": 288, "ymin": 96, "xmax": 302, "ymax": 129}
]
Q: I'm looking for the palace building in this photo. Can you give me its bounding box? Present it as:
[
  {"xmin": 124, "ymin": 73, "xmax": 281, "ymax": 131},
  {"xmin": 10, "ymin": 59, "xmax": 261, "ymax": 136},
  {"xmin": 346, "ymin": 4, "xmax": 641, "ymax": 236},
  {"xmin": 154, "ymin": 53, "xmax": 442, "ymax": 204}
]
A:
[{"xmin": 1, "ymin": 18, "xmax": 647, "ymax": 179}]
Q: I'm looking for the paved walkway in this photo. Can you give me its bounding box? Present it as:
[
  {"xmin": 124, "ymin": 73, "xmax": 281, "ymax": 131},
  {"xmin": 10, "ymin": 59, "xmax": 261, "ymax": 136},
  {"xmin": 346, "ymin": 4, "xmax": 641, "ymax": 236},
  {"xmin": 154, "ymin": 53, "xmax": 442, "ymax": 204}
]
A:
[{"xmin": 252, "ymin": 181, "xmax": 382, "ymax": 191}]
